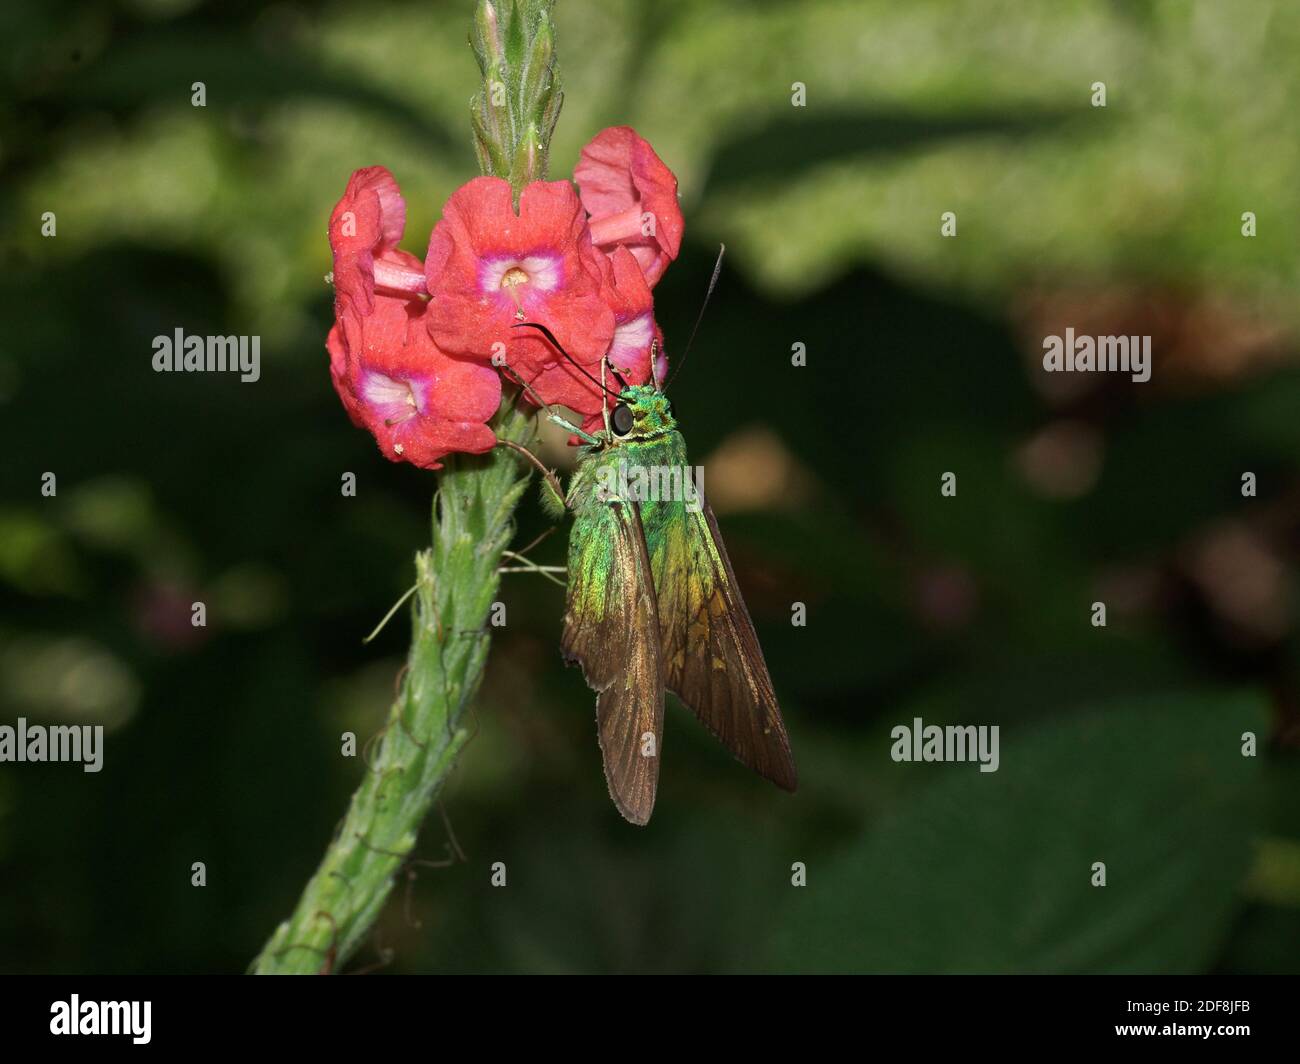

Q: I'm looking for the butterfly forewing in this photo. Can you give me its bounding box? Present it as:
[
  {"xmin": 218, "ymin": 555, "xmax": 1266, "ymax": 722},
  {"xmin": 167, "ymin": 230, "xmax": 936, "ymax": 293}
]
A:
[
  {"xmin": 649, "ymin": 490, "xmax": 798, "ymax": 792},
  {"xmin": 561, "ymin": 496, "xmax": 665, "ymax": 825}
]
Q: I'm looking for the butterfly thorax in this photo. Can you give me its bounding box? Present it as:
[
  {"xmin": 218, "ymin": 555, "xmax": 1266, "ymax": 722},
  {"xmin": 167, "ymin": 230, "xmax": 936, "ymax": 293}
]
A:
[{"xmin": 569, "ymin": 387, "xmax": 691, "ymax": 501}]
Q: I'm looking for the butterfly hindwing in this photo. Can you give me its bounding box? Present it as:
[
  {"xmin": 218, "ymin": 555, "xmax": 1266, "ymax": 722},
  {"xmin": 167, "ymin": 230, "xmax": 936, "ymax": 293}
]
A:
[{"xmin": 561, "ymin": 494, "xmax": 665, "ymax": 825}]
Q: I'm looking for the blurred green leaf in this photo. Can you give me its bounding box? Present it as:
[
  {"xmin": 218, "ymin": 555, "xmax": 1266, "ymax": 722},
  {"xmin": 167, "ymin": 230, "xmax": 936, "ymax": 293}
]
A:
[
  {"xmin": 702, "ymin": 107, "xmax": 1075, "ymax": 193},
  {"xmin": 767, "ymin": 691, "xmax": 1267, "ymax": 972},
  {"xmin": 52, "ymin": 30, "xmax": 462, "ymax": 157}
]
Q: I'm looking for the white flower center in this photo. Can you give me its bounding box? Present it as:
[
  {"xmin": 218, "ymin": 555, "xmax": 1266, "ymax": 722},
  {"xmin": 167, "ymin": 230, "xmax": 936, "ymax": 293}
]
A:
[{"xmin": 362, "ymin": 371, "xmax": 421, "ymax": 426}]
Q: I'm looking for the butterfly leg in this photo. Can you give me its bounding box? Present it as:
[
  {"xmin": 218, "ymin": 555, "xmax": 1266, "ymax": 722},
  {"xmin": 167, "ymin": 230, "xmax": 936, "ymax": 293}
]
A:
[
  {"xmin": 498, "ymin": 550, "xmax": 566, "ymax": 588},
  {"xmin": 495, "ymin": 359, "xmax": 602, "ymax": 446},
  {"xmin": 542, "ymin": 410, "xmax": 600, "ymax": 445},
  {"xmin": 600, "ymin": 357, "xmax": 612, "ymax": 437},
  {"xmin": 494, "ymin": 438, "xmax": 567, "ymax": 505}
]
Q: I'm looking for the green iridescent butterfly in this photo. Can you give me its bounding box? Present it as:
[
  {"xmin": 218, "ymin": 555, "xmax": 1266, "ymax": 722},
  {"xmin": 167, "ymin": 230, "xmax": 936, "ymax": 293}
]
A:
[{"xmin": 515, "ymin": 318, "xmax": 797, "ymax": 826}]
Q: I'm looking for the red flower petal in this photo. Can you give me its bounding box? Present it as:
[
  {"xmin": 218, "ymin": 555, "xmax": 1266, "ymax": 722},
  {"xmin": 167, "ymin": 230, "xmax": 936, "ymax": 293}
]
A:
[
  {"xmin": 575, "ymin": 126, "xmax": 683, "ymax": 287},
  {"xmin": 330, "ymin": 166, "xmax": 405, "ymax": 257},
  {"xmin": 601, "ymin": 245, "xmax": 660, "ymax": 384},
  {"xmin": 529, "ymin": 360, "xmax": 611, "ymax": 417}
]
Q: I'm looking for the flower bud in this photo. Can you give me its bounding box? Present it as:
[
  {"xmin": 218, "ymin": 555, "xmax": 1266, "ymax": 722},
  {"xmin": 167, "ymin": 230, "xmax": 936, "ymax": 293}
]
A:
[
  {"xmin": 519, "ymin": 11, "xmax": 556, "ymax": 119},
  {"xmin": 508, "ymin": 123, "xmax": 544, "ymax": 191},
  {"xmin": 471, "ymin": 0, "xmax": 504, "ymax": 71}
]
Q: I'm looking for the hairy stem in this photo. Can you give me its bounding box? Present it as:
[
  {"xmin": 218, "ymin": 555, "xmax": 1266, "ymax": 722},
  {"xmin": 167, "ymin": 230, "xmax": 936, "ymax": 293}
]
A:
[
  {"xmin": 253, "ymin": 0, "xmax": 562, "ymax": 974},
  {"xmin": 252, "ymin": 402, "xmax": 535, "ymax": 974}
]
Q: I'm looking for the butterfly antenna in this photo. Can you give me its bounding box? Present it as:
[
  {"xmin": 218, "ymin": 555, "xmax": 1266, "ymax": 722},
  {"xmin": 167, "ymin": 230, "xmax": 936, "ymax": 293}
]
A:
[
  {"xmin": 512, "ymin": 321, "xmax": 622, "ymax": 402},
  {"xmin": 663, "ymin": 243, "xmax": 725, "ymax": 392}
]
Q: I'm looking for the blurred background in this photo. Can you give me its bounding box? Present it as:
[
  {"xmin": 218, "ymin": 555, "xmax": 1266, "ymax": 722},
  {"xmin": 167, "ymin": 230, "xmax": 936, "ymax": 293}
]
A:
[{"xmin": 2, "ymin": 0, "xmax": 1299, "ymax": 973}]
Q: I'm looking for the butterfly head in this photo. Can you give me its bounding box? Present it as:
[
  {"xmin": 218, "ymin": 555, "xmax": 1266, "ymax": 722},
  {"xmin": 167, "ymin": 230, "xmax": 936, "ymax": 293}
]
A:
[{"xmin": 609, "ymin": 384, "xmax": 674, "ymax": 440}]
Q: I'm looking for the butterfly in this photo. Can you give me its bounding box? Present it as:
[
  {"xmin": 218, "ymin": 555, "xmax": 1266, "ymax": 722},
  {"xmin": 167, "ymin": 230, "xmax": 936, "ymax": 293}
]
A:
[{"xmin": 536, "ymin": 353, "xmax": 797, "ymax": 825}]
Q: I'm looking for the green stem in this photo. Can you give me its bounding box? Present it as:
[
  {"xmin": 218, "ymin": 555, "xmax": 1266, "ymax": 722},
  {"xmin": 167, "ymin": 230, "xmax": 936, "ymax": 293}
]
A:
[
  {"xmin": 252, "ymin": 402, "xmax": 535, "ymax": 974},
  {"xmin": 253, "ymin": 0, "xmax": 562, "ymax": 973}
]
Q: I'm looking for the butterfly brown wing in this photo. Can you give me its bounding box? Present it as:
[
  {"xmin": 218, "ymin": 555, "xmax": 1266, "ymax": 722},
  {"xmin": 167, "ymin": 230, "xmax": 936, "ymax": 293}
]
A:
[
  {"xmin": 652, "ymin": 494, "xmax": 798, "ymax": 792},
  {"xmin": 561, "ymin": 496, "xmax": 665, "ymax": 825}
]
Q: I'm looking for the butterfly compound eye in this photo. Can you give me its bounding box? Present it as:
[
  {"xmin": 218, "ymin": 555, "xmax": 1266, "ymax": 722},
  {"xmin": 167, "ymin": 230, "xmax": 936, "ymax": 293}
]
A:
[{"xmin": 611, "ymin": 404, "xmax": 634, "ymax": 436}]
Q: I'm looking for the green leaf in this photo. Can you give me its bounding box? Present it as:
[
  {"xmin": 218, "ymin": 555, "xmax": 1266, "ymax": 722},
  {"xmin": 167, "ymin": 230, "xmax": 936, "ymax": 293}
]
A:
[{"xmin": 767, "ymin": 691, "xmax": 1267, "ymax": 972}]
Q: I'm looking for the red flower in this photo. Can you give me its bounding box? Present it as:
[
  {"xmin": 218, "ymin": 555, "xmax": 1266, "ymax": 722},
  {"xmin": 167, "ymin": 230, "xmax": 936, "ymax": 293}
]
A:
[
  {"xmin": 326, "ymin": 135, "xmax": 684, "ymax": 454},
  {"xmin": 574, "ymin": 126, "xmax": 683, "ymax": 288},
  {"xmin": 328, "ymin": 305, "xmax": 499, "ymax": 470},
  {"xmin": 328, "ymin": 167, "xmax": 500, "ymax": 469},
  {"xmin": 424, "ymin": 177, "xmax": 614, "ymax": 412}
]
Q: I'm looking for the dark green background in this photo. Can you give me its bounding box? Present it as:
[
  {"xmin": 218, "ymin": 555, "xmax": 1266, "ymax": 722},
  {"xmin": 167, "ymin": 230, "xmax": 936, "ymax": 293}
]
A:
[{"xmin": 2, "ymin": 0, "xmax": 1298, "ymax": 973}]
